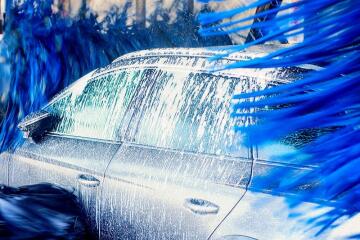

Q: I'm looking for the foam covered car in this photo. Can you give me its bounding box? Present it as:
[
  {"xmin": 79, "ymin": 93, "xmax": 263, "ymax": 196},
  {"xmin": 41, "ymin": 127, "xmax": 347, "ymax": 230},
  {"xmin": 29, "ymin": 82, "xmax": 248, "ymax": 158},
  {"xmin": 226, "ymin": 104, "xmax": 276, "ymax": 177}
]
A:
[{"xmin": 2, "ymin": 46, "xmax": 352, "ymax": 240}]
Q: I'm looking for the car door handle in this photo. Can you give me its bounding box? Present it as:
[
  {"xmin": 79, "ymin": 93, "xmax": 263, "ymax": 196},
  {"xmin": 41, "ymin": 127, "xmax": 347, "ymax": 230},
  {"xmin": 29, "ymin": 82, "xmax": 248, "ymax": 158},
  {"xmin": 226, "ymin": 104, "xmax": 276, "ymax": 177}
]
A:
[
  {"xmin": 184, "ymin": 198, "xmax": 219, "ymax": 215},
  {"xmin": 77, "ymin": 174, "xmax": 100, "ymax": 187}
]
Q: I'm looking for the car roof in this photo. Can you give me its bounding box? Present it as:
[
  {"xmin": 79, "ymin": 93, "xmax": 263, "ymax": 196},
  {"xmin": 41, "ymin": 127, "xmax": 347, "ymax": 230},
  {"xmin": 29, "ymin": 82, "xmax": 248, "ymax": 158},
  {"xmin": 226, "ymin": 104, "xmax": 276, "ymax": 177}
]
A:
[
  {"xmin": 113, "ymin": 44, "xmax": 283, "ymax": 62},
  {"xmin": 112, "ymin": 45, "xmax": 321, "ymax": 71}
]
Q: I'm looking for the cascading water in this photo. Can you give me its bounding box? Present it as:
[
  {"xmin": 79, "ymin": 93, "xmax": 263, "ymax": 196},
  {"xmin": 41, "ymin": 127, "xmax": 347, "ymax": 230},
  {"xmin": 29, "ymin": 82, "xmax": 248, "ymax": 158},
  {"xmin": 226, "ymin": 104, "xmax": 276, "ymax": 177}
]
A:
[{"xmin": 44, "ymin": 47, "xmax": 309, "ymax": 157}]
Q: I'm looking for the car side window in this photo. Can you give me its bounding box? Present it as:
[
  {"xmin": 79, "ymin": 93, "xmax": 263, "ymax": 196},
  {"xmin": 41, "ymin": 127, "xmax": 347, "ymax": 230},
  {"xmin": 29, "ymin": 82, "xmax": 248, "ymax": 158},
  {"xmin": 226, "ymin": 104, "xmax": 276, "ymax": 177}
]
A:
[
  {"xmin": 123, "ymin": 68, "xmax": 262, "ymax": 156},
  {"xmin": 45, "ymin": 69, "xmax": 143, "ymax": 141}
]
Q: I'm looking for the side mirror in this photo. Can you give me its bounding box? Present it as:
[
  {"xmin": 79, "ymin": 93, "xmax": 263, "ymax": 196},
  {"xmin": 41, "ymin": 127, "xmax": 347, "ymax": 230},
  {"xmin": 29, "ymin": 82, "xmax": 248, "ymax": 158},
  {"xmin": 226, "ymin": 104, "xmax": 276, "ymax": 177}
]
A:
[{"xmin": 18, "ymin": 110, "xmax": 60, "ymax": 143}]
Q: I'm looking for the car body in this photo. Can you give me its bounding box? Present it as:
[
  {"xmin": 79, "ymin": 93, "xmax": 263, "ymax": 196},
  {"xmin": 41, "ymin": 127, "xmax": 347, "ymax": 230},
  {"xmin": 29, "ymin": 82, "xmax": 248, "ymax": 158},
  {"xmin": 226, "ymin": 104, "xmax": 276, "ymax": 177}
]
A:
[{"xmin": 0, "ymin": 46, "xmax": 355, "ymax": 240}]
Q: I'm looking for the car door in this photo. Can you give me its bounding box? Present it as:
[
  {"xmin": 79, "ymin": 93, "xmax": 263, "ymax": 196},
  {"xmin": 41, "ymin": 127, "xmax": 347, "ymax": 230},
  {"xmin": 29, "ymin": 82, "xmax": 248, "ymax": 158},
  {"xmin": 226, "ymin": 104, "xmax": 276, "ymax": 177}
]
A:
[
  {"xmin": 7, "ymin": 68, "xmax": 142, "ymax": 236},
  {"xmin": 100, "ymin": 66, "xmax": 261, "ymax": 239},
  {"xmin": 0, "ymin": 151, "xmax": 9, "ymax": 185}
]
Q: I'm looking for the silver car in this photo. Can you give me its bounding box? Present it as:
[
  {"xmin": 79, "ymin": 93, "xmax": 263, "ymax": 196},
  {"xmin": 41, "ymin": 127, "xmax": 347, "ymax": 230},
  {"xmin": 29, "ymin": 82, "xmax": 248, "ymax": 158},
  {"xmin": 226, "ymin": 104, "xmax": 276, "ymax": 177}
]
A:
[{"xmin": 0, "ymin": 47, "xmax": 350, "ymax": 240}]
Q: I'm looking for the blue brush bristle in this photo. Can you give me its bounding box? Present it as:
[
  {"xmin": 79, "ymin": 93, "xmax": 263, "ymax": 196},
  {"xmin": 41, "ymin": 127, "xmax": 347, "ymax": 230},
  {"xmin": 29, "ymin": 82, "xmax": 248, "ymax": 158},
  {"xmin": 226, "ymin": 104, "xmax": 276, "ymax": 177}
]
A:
[{"xmin": 200, "ymin": 0, "xmax": 360, "ymax": 236}]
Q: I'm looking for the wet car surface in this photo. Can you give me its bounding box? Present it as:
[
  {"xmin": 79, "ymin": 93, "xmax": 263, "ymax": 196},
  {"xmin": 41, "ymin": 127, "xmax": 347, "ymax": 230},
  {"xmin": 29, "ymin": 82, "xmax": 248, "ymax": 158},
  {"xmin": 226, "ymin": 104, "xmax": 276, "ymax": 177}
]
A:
[{"xmin": 1, "ymin": 46, "xmax": 346, "ymax": 240}]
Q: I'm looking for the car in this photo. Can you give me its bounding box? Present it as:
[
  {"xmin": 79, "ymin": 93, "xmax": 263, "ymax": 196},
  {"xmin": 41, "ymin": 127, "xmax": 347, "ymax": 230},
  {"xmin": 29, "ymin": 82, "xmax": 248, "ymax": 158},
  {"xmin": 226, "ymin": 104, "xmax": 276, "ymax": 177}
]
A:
[{"xmin": 0, "ymin": 46, "xmax": 353, "ymax": 240}]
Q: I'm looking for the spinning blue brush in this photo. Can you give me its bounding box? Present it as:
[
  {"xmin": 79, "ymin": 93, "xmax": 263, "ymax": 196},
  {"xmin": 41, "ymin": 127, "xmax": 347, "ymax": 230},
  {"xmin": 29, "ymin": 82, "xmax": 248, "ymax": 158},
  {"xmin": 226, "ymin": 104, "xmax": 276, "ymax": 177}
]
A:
[{"xmin": 199, "ymin": 0, "xmax": 360, "ymax": 236}]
